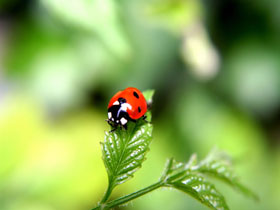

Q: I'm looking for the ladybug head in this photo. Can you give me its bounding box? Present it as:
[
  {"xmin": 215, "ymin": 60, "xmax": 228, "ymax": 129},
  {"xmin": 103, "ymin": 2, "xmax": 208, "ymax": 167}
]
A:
[{"xmin": 107, "ymin": 97, "xmax": 131, "ymax": 128}]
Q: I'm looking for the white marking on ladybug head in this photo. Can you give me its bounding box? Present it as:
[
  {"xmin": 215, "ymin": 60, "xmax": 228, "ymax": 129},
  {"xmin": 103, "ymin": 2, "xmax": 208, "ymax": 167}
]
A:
[
  {"xmin": 111, "ymin": 118, "xmax": 114, "ymax": 121},
  {"xmin": 120, "ymin": 117, "xmax": 128, "ymax": 125},
  {"xmin": 116, "ymin": 120, "xmax": 119, "ymax": 123},
  {"xmin": 108, "ymin": 112, "xmax": 112, "ymax": 119},
  {"xmin": 113, "ymin": 101, "xmax": 119, "ymax": 105}
]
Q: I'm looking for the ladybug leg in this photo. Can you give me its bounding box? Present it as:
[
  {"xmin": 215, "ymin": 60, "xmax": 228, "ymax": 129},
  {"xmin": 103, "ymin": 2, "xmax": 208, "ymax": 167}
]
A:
[
  {"xmin": 106, "ymin": 119, "xmax": 118, "ymax": 132},
  {"xmin": 106, "ymin": 119, "xmax": 114, "ymax": 127},
  {"xmin": 122, "ymin": 123, "xmax": 128, "ymax": 130},
  {"xmin": 109, "ymin": 127, "xmax": 117, "ymax": 133},
  {"xmin": 142, "ymin": 115, "xmax": 150, "ymax": 123},
  {"xmin": 130, "ymin": 119, "xmax": 136, "ymax": 123}
]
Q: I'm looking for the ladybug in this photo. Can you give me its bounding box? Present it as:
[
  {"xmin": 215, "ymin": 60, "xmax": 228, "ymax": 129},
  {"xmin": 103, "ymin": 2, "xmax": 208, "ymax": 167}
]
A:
[{"xmin": 107, "ymin": 87, "xmax": 147, "ymax": 130}]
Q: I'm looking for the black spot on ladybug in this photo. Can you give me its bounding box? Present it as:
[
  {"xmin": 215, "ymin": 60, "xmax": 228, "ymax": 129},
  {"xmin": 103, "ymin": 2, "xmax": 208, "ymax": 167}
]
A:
[
  {"xmin": 133, "ymin": 91, "xmax": 139, "ymax": 99},
  {"xmin": 118, "ymin": 97, "xmax": 127, "ymax": 104},
  {"xmin": 138, "ymin": 106, "xmax": 141, "ymax": 113}
]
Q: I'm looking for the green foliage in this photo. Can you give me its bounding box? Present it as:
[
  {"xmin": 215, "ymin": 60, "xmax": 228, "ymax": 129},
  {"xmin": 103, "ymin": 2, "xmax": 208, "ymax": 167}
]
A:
[
  {"xmin": 142, "ymin": 89, "xmax": 154, "ymax": 121},
  {"xmin": 160, "ymin": 156, "xmax": 229, "ymax": 210},
  {"xmin": 196, "ymin": 152, "xmax": 259, "ymax": 200},
  {"xmin": 160, "ymin": 152, "xmax": 258, "ymax": 210},
  {"xmin": 94, "ymin": 90, "xmax": 257, "ymax": 210},
  {"xmin": 142, "ymin": 89, "xmax": 155, "ymax": 104},
  {"xmin": 101, "ymin": 122, "xmax": 153, "ymax": 189}
]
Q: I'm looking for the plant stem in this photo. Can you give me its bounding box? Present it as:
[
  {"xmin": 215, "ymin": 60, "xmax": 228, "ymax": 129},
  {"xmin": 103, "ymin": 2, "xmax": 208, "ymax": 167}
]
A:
[
  {"xmin": 100, "ymin": 181, "xmax": 114, "ymax": 204},
  {"xmin": 91, "ymin": 181, "xmax": 164, "ymax": 210}
]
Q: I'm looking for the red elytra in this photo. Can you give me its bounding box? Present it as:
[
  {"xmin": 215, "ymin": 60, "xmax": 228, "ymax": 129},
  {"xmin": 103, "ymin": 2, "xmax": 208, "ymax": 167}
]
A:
[{"xmin": 108, "ymin": 87, "xmax": 147, "ymax": 120}]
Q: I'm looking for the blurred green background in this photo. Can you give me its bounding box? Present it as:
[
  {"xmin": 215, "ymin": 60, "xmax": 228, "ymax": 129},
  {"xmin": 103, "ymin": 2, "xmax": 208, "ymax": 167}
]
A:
[{"xmin": 0, "ymin": 0, "xmax": 280, "ymax": 209}]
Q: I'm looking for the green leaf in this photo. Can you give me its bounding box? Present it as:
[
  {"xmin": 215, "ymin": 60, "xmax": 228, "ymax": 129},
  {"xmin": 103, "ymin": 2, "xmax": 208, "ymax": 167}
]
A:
[
  {"xmin": 171, "ymin": 174, "xmax": 229, "ymax": 210},
  {"xmin": 143, "ymin": 89, "xmax": 155, "ymax": 104},
  {"xmin": 102, "ymin": 122, "xmax": 153, "ymax": 187},
  {"xmin": 142, "ymin": 89, "xmax": 154, "ymax": 122},
  {"xmin": 162, "ymin": 158, "xmax": 229, "ymax": 210},
  {"xmin": 196, "ymin": 153, "xmax": 259, "ymax": 200},
  {"xmin": 158, "ymin": 151, "xmax": 258, "ymax": 210},
  {"xmin": 101, "ymin": 89, "xmax": 155, "ymax": 196}
]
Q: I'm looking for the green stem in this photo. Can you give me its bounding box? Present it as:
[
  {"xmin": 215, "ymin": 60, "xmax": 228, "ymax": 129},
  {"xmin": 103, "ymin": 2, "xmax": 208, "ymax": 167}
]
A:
[
  {"xmin": 92, "ymin": 181, "xmax": 164, "ymax": 210},
  {"xmin": 100, "ymin": 181, "xmax": 114, "ymax": 204}
]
